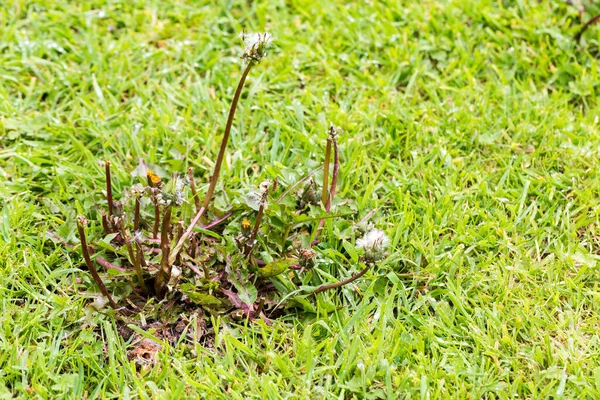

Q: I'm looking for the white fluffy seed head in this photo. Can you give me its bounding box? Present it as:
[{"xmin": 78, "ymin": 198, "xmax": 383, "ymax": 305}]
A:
[
  {"xmin": 356, "ymin": 228, "xmax": 390, "ymax": 262},
  {"xmin": 240, "ymin": 32, "xmax": 272, "ymax": 63}
]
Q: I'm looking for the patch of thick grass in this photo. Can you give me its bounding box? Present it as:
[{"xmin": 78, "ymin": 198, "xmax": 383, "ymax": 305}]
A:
[{"xmin": 2, "ymin": 0, "xmax": 600, "ymax": 398}]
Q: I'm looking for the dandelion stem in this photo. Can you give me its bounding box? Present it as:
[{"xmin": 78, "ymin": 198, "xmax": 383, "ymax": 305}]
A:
[
  {"xmin": 244, "ymin": 188, "xmax": 268, "ymax": 258},
  {"xmin": 313, "ymin": 263, "xmax": 371, "ymax": 294},
  {"xmin": 201, "ymin": 61, "xmax": 254, "ymax": 212},
  {"xmin": 188, "ymin": 167, "xmax": 201, "ymax": 213},
  {"xmin": 169, "ymin": 61, "xmax": 255, "ymax": 265},
  {"xmin": 134, "ymin": 196, "xmax": 141, "ymax": 233},
  {"xmin": 313, "ymin": 131, "xmax": 339, "ymax": 244},
  {"xmin": 575, "ymin": 13, "xmax": 600, "ymax": 43},
  {"xmin": 155, "ymin": 206, "xmax": 173, "ymax": 298},
  {"xmin": 153, "ymin": 201, "xmax": 160, "ymax": 239},
  {"xmin": 120, "ymin": 225, "xmax": 147, "ymax": 294},
  {"xmin": 322, "ymin": 139, "xmax": 331, "ymax": 206},
  {"xmin": 76, "ymin": 216, "xmax": 119, "ymax": 309},
  {"xmin": 105, "ymin": 161, "xmax": 114, "ymax": 220},
  {"xmin": 101, "ymin": 211, "xmax": 111, "ymax": 235}
]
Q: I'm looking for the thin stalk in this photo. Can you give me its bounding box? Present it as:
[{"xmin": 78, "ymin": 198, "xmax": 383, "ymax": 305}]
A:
[
  {"xmin": 313, "ymin": 263, "xmax": 371, "ymax": 294},
  {"xmin": 153, "ymin": 201, "xmax": 160, "ymax": 239},
  {"xmin": 174, "ymin": 222, "xmax": 184, "ymax": 266},
  {"xmin": 101, "ymin": 211, "xmax": 111, "ymax": 235},
  {"xmin": 325, "ymin": 137, "xmax": 339, "ymax": 211},
  {"xmin": 244, "ymin": 190, "xmax": 268, "ymax": 258},
  {"xmin": 188, "ymin": 167, "xmax": 201, "ymax": 213},
  {"xmin": 105, "ymin": 161, "xmax": 114, "ymax": 219},
  {"xmin": 48, "ymin": 230, "xmax": 126, "ymax": 273},
  {"xmin": 313, "ymin": 133, "xmax": 339, "ymax": 244},
  {"xmin": 201, "ymin": 211, "xmax": 235, "ymax": 230},
  {"xmin": 77, "ymin": 216, "xmax": 119, "ymax": 309},
  {"xmin": 169, "ymin": 61, "xmax": 255, "ymax": 265},
  {"xmin": 200, "ymin": 61, "xmax": 254, "ymax": 211},
  {"xmin": 154, "ymin": 206, "xmax": 173, "ymax": 298},
  {"xmin": 135, "ymin": 241, "xmax": 148, "ymax": 289},
  {"xmin": 189, "ymin": 237, "xmax": 197, "ymax": 259},
  {"xmin": 120, "ymin": 226, "xmax": 147, "ymax": 294},
  {"xmin": 168, "ymin": 206, "xmax": 204, "ymax": 266},
  {"xmin": 134, "ymin": 196, "xmax": 141, "ymax": 232},
  {"xmin": 575, "ymin": 13, "xmax": 600, "ymax": 42},
  {"xmin": 321, "ymin": 139, "xmax": 331, "ymax": 206}
]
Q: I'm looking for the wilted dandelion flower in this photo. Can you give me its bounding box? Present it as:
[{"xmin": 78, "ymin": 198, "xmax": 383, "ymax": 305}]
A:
[
  {"xmin": 356, "ymin": 228, "xmax": 390, "ymax": 262},
  {"xmin": 158, "ymin": 176, "xmax": 186, "ymax": 207},
  {"xmin": 243, "ymin": 180, "xmax": 270, "ymax": 211},
  {"xmin": 329, "ymin": 123, "xmax": 341, "ymax": 139},
  {"xmin": 240, "ymin": 32, "xmax": 272, "ymax": 63}
]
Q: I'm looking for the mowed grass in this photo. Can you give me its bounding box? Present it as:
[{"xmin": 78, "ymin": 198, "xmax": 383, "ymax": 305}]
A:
[{"xmin": 2, "ymin": 0, "xmax": 600, "ymax": 398}]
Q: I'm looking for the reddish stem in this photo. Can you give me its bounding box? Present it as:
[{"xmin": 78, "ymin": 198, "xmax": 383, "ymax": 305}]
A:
[
  {"xmin": 200, "ymin": 61, "xmax": 254, "ymax": 211},
  {"xmin": 188, "ymin": 167, "xmax": 201, "ymax": 213},
  {"xmin": 105, "ymin": 161, "xmax": 114, "ymax": 219},
  {"xmin": 170, "ymin": 61, "xmax": 255, "ymax": 265},
  {"xmin": 575, "ymin": 13, "xmax": 600, "ymax": 43},
  {"xmin": 76, "ymin": 217, "xmax": 119, "ymax": 309},
  {"xmin": 155, "ymin": 206, "xmax": 173, "ymax": 297},
  {"xmin": 313, "ymin": 264, "xmax": 371, "ymax": 294}
]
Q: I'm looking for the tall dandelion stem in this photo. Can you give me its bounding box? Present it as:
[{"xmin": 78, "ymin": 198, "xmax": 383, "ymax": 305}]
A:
[
  {"xmin": 201, "ymin": 61, "xmax": 254, "ymax": 211},
  {"xmin": 170, "ymin": 63, "xmax": 254, "ymax": 265},
  {"xmin": 322, "ymin": 139, "xmax": 331, "ymax": 206}
]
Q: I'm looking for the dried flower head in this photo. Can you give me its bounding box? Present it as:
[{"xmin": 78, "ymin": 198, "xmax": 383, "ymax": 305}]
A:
[
  {"xmin": 329, "ymin": 123, "xmax": 341, "ymax": 140},
  {"xmin": 298, "ymin": 247, "xmax": 316, "ymax": 260},
  {"xmin": 158, "ymin": 176, "xmax": 186, "ymax": 207},
  {"xmin": 356, "ymin": 228, "xmax": 390, "ymax": 262},
  {"xmin": 241, "ymin": 32, "xmax": 272, "ymax": 63},
  {"xmin": 243, "ymin": 180, "xmax": 270, "ymax": 211}
]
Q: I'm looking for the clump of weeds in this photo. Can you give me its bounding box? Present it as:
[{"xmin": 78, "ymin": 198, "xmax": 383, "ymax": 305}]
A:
[{"xmin": 56, "ymin": 32, "xmax": 390, "ymax": 349}]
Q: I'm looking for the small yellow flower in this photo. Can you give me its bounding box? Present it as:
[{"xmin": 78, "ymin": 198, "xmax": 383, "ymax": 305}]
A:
[{"xmin": 241, "ymin": 218, "xmax": 252, "ymax": 234}]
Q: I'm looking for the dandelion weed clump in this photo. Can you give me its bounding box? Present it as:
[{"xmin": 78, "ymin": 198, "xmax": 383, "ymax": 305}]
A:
[{"xmin": 66, "ymin": 33, "xmax": 389, "ymax": 332}]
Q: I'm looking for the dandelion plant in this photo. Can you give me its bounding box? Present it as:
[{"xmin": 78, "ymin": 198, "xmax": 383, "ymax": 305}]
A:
[{"xmin": 68, "ymin": 32, "xmax": 389, "ymax": 327}]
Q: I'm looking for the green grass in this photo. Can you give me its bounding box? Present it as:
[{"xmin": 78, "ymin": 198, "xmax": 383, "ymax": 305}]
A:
[{"xmin": 2, "ymin": 0, "xmax": 600, "ymax": 398}]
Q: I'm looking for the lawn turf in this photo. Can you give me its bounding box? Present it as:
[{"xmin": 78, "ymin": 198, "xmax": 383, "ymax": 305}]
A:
[{"xmin": 2, "ymin": 0, "xmax": 600, "ymax": 398}]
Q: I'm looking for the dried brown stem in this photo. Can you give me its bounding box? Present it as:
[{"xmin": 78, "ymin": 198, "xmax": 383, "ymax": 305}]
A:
[
  {"xmin": 168, "ymin": 206, "xmax": 205, "ymax": 266},
  {"xmin": 48, "ymin": 230, "xmax": 126, "ymax": 273},
  {"xmin": 326, "ymin": 136, "xmax": 339, "ymax": 211},
  {"xmin": 76, "ymin": 216, "xmax": 119, "ymax": 309},
  {"xmin": 313, "ymin": 263, "xmax": 371, "ymax": 294},
  {"xmin": 188, "ymin": 167, "xmax": 201, "ymax": 213}
]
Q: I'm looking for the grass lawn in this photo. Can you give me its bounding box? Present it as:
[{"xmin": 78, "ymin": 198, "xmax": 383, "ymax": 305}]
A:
[{"xmin": 2, "ymin": 0, "xmax": 600, "ymax": 398}]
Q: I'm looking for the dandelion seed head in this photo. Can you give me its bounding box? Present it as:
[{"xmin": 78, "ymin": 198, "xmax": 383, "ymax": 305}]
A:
[
  {"xmin": 356, "ymin": 228, "xmax": 390, "ymax": 262},
  {"xmin": 240, "ymin": 32, "xmax": 272, "ymax": 63}
]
